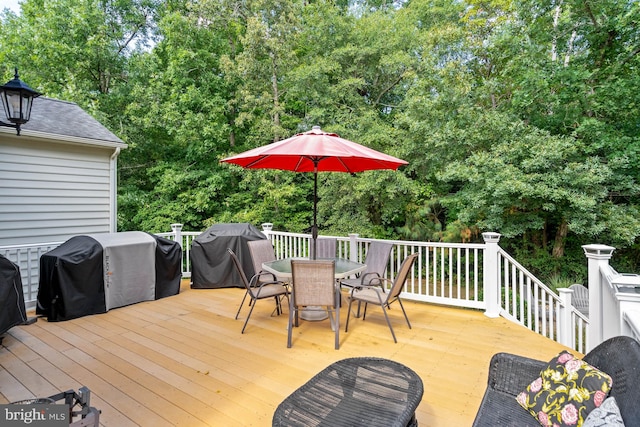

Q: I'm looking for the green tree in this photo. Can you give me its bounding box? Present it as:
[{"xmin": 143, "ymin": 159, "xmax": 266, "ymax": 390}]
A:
[
  {"xmin": 117, "ymin": 3, "xmax": 235, "ymax": 232},
  {"xmin": 0, "ymin": 0, "xmax": 159, "ymax": 113},
  {"xmin": 3, "ymin": 0, "xmax": 640, "ymax": 278}
]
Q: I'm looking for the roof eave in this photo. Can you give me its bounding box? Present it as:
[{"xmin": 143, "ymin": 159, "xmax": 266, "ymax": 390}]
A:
[{"xmin": 1, "ymin": 127, "xmax": 128, "ymax": 149}]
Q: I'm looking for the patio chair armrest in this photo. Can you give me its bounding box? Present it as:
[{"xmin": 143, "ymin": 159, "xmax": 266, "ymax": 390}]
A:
[
  {"xmin": 256, "ymin": 270, "xmax": 279, "ymax": 281},
  {"xmin": 472, "ymin": 352, "xmax": 546, "ymax": 427},
  {"xmin": 359, "ymin": 272, "xmax": 384, "ymax": 286},
  {"xmin": 251, "ymin": 279, "xmax": 290, "ymax": 299},
  {"xmin": 349, "ymin": 279, "xmax": 390, "ymax": 298},
  {"xmin": 485, "ymin": 352, "xmax": 545, "ymax": 396},
  {"xmin": 363, "ymin": 277, "xmax": 389, "ymax": 291},
  {"xmin": 249, "ymin": 272, "xmax": 287, "ymax": 288}
]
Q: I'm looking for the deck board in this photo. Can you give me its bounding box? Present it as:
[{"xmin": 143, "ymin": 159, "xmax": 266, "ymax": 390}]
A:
[{"xmin": 1, "ymin": 281, "xmax": 573, "ymax": 426}]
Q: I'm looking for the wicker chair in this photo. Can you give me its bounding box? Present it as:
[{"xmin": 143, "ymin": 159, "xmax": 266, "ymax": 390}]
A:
[
  {"xmin": 472, "ymin": 336, "xmax": 640, "ymax": 426},
  {"xmin": 288, "ymin": 259, "xmax": 340, "ymax": 349},
  {"xmin": 345, "ymin": 253, "xmax": 418, "ymax": 343},
  {"xmin": 228, "ymin": 248, "xmax": 289, "ymax": 333},
  {"xmin": 272, "ymin": 357, "xmax": 424, "ymax": 427}
]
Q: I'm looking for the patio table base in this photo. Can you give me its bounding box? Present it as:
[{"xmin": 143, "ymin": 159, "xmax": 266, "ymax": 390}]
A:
[{"xmin": 299, "ymin": 306, "xmax": 329, "ymax": 321}]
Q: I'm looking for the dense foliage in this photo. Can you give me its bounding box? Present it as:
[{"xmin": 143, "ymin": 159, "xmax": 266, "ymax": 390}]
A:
[{"xmin": 1, "ymin": 0, "xmax": 639, "ymax": 282}]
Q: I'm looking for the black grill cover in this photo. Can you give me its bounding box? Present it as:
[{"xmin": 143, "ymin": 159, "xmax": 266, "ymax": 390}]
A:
[
  {"xmin": 0, "ymin": 255, "xmax": 27, "ymax": 336},
  {"xmin": 190, "ymin": 223, "xmax": 267, "ymax": 289},
  {"xmin": 149, "ymin": 233, "xmax": 183, "ymax": 299},
  {"xmin": 37, "ymin": 233, "xmax": 182, "ymax": 322},
  {"xmin": 37, "ymin": 236, "xmax": 106, "ymax": 321}
]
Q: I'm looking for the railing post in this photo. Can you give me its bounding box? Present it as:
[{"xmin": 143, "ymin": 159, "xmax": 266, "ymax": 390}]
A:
[
  {"xmin": 171, "ymin": 223, "xmax": 183, "ymax": 248},
  {"xmin": 583, "ymin": 244, "xmax": 615, "ymax": 352},
  {"xmin": 611, "ymin": 274, "xmax": 640, "ymax": 341},
  {"xmin": 261, "ymin": 223, "xmax": 273, "ymax": 241},
  {"xmin": 349, "ymin": 233, "xmax": 359, "ymax": 262},
  {"xmin": 482, "ymin": 232, "xmax": 501, "ymax": 318},
  {"xmin": 558, "ymin": 288, "xmax": 574, "ymax": 348}
]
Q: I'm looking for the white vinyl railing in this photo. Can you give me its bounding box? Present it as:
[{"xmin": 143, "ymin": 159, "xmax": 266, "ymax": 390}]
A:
[
  {"xmin": 9, "ymin": 225, "xmax": 635, "ymax": 353},
  {"xmin": 0, "ymin": 241, "xmax": 63, "ymax": 309},
  {"xmin": 495, "ymin": 247, "xmax": 589, "ymax": 353},
  {"xmin": 265, "ymin": 228, "xmax": 589, "ymax": 353},
  {"xmin": 584, "ymin": 244, "xmax": 640, "ymax": 351},
  {"xmin": 267, "ymin": 229, "xmax": 485, "ymax": 309}
]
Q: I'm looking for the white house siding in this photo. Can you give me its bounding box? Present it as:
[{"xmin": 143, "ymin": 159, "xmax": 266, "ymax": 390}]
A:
[
  {"xmin": 0, "ymin": 137, "xmax": 114, "ymax": 246},
  {"xmin": 0, "ymin": 97, "xmax": 126, "ymax": 307}
]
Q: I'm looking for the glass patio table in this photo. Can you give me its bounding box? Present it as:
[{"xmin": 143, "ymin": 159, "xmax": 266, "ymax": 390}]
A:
[
  {"xmin": 262, "ymin": 257, "xmax": 366, "ymax": 280},
  {"xmin": 262, "ymin": 257, "xmax": 366, "ymax": 321}
]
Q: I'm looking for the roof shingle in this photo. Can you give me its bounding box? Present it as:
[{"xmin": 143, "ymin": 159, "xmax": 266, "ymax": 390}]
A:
[{"xmin": 18, "ymin": 96, "xmax": 125, "ymax": 145}]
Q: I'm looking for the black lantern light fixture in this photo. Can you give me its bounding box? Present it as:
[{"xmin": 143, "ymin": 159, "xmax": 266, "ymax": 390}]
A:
[{"xmin": 0, "ymin": 68, "xmax": 41, "ymax": 136}]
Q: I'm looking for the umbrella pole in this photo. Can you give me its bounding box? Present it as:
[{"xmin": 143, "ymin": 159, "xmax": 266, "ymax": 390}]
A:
[{"xmin": 312, "ymin": 167, "xmax": 318, "ymax": 259}]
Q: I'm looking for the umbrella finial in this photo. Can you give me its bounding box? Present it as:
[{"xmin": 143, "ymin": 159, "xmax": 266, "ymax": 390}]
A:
[{"xmin": 311, "ymin": 125, "xmax": 322, "ymax": 133}]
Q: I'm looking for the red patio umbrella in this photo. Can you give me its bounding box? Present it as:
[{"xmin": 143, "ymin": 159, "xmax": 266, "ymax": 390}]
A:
[{"xmin": 221, "ymin": 126, "xmax": 408, "ymax": 258}]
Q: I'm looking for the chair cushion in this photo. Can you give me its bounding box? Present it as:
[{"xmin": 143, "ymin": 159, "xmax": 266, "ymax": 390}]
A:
[
  {"xmin": 582, "ymin": 397, "xmax": 625, "ymax": 427},
  {"xmin": 516, "ymin": 350, "xmax": 612, "ymax": 427}
]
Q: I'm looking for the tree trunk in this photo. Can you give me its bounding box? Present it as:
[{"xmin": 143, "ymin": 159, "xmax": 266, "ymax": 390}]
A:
[
  {"xmin": 552, "ymin": 219, "xmax": 568, "ymax": 258},
  {"xmin": 271, "ymin": 55, "xmax": 280, "ymax": 141},
  {"xmin": 551, "ymin": 1, "xmax": 562, "ymax": 62}
]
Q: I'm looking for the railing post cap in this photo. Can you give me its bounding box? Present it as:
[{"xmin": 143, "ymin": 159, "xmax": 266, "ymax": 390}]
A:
[
  {"xmin": 611, "ymin": 273, "xmax": 640, "ymax": 287},
  {"xmin": 482, "ymin": 232, "xmax": 501, "ymax": 243},
  {"xmin": 582, "ymin": 244, "xmax": 615, "ymax": 259},
  {"xmin": 171, "ymin": 223, "xmax": 183, "ymax": 230},
  {"xmin": 261, "ymin": 223, "xmax": 273, "ymax": 231}
]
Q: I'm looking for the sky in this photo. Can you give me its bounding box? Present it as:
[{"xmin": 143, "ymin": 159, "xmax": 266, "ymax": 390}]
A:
[{"xmin": 0, "ymin": 0, "xmax": 20, "ymax": 13}]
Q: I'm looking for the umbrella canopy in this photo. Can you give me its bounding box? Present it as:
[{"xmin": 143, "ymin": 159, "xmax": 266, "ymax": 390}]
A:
[
  {"xmin": 221, "ymin": 125, "xmax": 407, "ymax": 173},
  {"xmin": 221, "ymin": 126, "xmax": 408, "ymax": 257}
]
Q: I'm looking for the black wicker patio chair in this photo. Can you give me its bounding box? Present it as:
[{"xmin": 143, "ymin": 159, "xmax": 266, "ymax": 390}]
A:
[{"xmin": 472, "ymin": 335, "xmax": 640, "ymax": 427}]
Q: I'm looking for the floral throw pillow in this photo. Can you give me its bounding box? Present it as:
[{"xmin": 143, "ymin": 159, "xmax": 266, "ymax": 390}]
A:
[{"xmin": 516, "ymin": 351, "xmax": 612, "ymax": 427}]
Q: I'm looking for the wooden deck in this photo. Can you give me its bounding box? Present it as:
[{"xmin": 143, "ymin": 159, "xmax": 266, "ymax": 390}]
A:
[{"xmin": 0, "ymin": 281, "xmax": 572, "ymax": 426}]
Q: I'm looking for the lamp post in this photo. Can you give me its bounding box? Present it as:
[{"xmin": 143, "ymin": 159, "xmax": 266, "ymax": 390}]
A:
[{"xmin": 0, "ymin": 68, "xmax": 41, "ymax": 136}]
